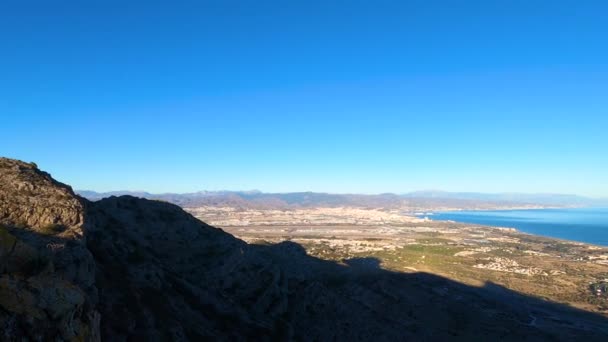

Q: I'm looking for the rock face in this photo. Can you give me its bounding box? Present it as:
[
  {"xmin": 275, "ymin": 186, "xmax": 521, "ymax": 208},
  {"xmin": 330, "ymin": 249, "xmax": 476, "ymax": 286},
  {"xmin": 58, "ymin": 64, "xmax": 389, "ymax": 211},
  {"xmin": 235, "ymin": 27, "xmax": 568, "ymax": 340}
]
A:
[
  {"xmin": 1, "ymin": 157, "xmax": 608, "ymax": 341},
  {"xmin": 86, "ymin": 196, "xmax": 272, "ymax": 340},
  {"xmin": 0, "ymin": 158, "xmax": 99, "ymax": 341}
]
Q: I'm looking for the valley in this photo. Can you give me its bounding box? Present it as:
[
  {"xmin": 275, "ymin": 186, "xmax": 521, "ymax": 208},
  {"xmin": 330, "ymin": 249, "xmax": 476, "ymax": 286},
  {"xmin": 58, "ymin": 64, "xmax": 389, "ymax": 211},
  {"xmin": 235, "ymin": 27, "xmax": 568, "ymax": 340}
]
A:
[{"xmin": 187, "ymin": 206, "xmax": 608, "ymax": 315}]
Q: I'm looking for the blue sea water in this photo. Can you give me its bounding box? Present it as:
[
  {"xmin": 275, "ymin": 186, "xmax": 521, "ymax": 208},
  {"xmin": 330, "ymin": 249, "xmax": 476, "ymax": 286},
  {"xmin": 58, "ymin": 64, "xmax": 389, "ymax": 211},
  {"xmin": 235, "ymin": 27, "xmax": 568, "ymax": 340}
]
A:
[{"xmin": 428, "ymin": 208, "xmax": 608, "ymax": 246}]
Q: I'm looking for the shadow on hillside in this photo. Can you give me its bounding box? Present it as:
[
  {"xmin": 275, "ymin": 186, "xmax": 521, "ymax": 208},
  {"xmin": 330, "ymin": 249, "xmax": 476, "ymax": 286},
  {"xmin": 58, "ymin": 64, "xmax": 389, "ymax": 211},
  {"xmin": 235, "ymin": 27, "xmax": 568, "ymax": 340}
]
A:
[
  {"xmin": 5, "ymin": 207, "xmax": 608, "ymax": 341},
  {"xmin": 251, "ymin": 240, "xmax": 608, "ymax": 340}
]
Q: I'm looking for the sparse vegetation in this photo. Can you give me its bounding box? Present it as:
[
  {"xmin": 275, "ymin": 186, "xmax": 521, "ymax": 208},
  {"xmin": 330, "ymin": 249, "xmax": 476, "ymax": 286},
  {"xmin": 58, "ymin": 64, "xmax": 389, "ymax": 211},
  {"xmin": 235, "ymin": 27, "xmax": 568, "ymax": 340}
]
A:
[
  {"xmin": 39, "ymin": 223, "xmax": 67, "ymax": 235},
  {"xmin": 226, "ymin": 221, "xmax": 608, "ymax": 317}
]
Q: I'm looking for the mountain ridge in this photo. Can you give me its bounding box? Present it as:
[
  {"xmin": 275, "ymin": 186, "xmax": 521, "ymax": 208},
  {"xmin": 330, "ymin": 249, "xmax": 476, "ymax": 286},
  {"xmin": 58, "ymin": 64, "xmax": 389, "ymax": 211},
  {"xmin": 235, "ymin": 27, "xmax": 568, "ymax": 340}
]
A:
[{"xmin": 77, "ymin": 189, "xmax": 607, "ymax": 210}]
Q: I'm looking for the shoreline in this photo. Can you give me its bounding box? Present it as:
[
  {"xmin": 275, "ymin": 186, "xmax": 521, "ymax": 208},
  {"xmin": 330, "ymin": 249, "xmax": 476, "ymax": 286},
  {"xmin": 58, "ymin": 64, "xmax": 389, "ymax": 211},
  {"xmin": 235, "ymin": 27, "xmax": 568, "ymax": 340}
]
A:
[{"xmin": 423, "ymin": 208, "xmax": 608, "ymax": 248}]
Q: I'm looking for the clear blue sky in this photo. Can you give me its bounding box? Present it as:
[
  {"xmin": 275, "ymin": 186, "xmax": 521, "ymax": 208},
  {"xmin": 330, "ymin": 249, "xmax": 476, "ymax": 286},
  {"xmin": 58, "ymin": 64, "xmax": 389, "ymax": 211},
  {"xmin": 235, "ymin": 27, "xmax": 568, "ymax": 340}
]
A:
[{"xmin": 2, "ymin": 1, "xmax": 607, "ymax": 196}]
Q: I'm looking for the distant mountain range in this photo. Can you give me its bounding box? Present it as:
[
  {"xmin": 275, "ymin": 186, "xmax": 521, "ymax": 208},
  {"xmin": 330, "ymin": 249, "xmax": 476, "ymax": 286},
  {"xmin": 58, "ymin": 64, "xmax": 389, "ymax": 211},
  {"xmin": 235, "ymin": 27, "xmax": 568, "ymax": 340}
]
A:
[
  {"xmin": 402, "ymin": 191, "xmax": 608, "ymax": 207},
  {"xmin": 77, "ymin": 189, "xmax": 608, "ymax": 210}
]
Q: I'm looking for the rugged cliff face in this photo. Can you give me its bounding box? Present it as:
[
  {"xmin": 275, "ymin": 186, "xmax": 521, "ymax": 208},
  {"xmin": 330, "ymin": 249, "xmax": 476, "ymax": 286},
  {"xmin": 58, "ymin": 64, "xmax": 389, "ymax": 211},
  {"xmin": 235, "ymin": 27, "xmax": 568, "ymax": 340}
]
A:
[
  {"xmin": 1, "ymin": 157, "xmax": 608, "ymax": 341},
  {"xmin": 0, "ymin": 158, "xmax": 99, "ymax": 341}
]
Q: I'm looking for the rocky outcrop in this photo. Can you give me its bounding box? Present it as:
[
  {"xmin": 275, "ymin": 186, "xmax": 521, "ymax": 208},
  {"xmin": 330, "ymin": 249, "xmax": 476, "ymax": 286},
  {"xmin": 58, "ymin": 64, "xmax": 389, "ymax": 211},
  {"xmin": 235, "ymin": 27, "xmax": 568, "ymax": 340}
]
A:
[
  {"xmin": 0, "ymin": 159, "xmax": 84, "ymax": 231},
  {"xmin": 1, "ymin": 157, "xmax": 608, "ymax": 341},
  {"xmin": 0, "ymin": 158, "xmax": 98, "ymax": 341}
]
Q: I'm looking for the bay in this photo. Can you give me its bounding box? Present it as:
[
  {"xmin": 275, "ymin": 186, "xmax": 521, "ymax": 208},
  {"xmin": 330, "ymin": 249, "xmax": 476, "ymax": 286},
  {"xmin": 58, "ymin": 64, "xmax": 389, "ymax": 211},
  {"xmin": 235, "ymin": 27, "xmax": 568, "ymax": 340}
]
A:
[{"xmin": 428, "ymin": 208, "xmax": 608, "ymax": 246}]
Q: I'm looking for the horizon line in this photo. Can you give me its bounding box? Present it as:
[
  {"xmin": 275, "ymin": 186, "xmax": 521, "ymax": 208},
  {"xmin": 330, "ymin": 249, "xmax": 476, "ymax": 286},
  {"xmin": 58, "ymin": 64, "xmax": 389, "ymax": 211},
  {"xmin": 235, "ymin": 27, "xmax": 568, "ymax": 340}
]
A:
[{"xmin": 76, "ymin": 188, "xmax": 608, "ymax": 200}]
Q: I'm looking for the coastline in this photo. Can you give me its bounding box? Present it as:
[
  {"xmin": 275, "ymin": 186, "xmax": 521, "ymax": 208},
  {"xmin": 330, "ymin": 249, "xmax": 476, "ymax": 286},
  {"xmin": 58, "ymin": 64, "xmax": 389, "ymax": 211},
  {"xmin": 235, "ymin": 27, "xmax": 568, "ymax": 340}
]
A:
[{"xmin": 424, "ymin": 207, "xmax": 608, "ymax": 247}]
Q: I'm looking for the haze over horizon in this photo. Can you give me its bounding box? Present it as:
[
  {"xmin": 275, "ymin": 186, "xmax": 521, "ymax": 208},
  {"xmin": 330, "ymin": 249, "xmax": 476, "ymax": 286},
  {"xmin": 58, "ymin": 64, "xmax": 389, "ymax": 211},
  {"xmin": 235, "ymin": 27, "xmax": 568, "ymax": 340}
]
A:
[
  {"xmin": 77, "ymin": 188, "xmax": 606, "ymax": 200},
  {"xmin": 3, "ymin": 1, "xmax": 607, "ymax": 197}
]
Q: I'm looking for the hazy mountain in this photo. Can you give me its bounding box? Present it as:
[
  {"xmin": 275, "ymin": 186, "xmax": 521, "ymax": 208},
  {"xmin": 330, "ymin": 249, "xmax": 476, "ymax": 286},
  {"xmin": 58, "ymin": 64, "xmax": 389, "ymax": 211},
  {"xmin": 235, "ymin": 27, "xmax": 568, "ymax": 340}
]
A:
[
  {"xmin": 403, "ymin": 190, "xmax": 607, "ymax": 207},
  {"xmin": 3, "ymin": 157, "xmax": 608, "ymax": 341},
  {"xmin": 77, "ymin": 189, "xmax": 604, "ymax": 210}
]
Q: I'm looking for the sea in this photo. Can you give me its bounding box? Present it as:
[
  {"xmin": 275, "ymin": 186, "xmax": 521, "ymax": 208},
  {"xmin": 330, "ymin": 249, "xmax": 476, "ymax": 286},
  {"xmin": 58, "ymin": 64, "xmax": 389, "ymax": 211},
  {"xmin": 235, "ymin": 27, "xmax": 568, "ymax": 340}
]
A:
[{"xmin": 426, "ymin": 208, "xmax": 608, "ymax": 247}]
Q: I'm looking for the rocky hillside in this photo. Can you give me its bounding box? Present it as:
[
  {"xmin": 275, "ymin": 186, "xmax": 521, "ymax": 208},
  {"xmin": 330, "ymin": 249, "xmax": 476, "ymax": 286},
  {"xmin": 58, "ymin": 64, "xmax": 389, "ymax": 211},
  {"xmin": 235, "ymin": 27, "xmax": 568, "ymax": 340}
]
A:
[
  {"xmin": 0, "ymin": 158, "xmax": 99, "ymax": 341},
  {"xmin": 1, "ymin": 157, "xmax": 608, "ymax": 341}
]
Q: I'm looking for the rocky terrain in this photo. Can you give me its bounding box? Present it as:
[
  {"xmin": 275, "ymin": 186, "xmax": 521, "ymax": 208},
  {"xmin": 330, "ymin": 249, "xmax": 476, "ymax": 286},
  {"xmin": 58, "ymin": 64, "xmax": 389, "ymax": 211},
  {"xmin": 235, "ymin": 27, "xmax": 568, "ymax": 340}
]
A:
[
  {"xmin": 2, "ymin": 157, "xmax": 608, "ymax": 341},
  {"xmin": 0, "ymin": 159, "xmax": 98, "ymax": 341}
]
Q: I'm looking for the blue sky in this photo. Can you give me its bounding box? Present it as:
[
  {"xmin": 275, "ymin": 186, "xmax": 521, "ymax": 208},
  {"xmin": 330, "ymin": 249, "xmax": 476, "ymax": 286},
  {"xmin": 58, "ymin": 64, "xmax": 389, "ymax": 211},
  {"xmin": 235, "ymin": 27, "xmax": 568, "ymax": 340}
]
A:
[{"xmin": 2, "ymin": 1, "xmax": 607, "ymax": 196}]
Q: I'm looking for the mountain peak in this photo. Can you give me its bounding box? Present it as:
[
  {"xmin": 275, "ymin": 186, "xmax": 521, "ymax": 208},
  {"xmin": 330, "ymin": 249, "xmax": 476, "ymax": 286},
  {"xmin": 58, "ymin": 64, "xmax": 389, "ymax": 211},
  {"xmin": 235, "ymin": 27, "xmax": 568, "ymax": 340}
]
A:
[{"xmin": 0, "ymin": 157, "xmax": 86, "ymax": 236}]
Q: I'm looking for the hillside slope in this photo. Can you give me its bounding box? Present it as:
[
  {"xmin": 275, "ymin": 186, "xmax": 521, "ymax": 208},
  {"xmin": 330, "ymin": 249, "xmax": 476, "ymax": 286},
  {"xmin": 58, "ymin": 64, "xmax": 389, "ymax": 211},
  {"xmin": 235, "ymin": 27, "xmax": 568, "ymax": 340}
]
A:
[{"xmin": 1, "ymin": 157, "xmax": 607, "ymax": 341}]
